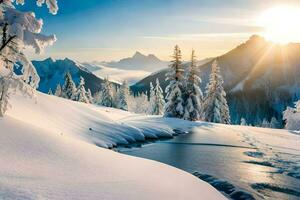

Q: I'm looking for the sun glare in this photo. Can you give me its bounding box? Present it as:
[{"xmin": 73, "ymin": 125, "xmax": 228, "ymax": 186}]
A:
[{"xmin": 258, "ymin": 6, "xmax": 300, "ymax": 44}]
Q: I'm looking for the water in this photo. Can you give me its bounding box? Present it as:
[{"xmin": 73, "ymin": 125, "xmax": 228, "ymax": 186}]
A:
[{"xmin": 119, "ymin": 130, "xmax": 300, "ymax": 200}]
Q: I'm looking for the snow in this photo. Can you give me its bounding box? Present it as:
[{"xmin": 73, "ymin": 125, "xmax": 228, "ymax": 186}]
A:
[
  {"xmin": 122, "ymin": 122, "xmax": 300, "ymax": 199},
  {"xmin": 0, "ymin": 91, "xmax": 226, "ymax": 199}
]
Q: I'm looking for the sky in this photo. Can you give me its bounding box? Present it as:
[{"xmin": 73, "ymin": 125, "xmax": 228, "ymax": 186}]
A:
[{"xmin": 18, "ymin": 0, "xmax": 300, "ymax": 62}]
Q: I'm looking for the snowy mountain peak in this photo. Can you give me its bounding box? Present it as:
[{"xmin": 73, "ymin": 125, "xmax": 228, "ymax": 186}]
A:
[
  {"xmin": 132, "ymin": 51, "xmax": 145, "ymax": 59},
  {"xmin": 43, "ymin": 57, "xmax": 55, "ymax": 63},
  {"xmin": 104, "ymin": 51, "xmax": 169, "ymax": 72}
]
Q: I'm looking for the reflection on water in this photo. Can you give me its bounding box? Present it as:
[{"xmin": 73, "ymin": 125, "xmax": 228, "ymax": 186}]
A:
[{"xmin": 120, "ymin": 132, "xmax": 300, "ymax": 200}]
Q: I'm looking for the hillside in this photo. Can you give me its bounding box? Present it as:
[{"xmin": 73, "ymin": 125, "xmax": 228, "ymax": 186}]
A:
[
  {"xmin": 33, "ymin": 58, "xmax": 118, "ymax": 95},
  {"xmin": 0, "ymin": 91, "xmax": 226, "ymax": 200},
  {"xmin": 1, "ymin": 90, "xmax": 299, "ymax": 199},
  {"xmin": 131, "ymin": 35, "xmax": 300, "ymax": 125}
]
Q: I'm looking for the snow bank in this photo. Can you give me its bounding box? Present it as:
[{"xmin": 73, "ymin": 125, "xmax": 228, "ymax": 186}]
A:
[
  {"xmin": 0, "ymin": 92, "xmax": 226, "ymax": 200},
  {"xmin": 7, "ymin": 92, "xmax": 188, "ymax": 148}
]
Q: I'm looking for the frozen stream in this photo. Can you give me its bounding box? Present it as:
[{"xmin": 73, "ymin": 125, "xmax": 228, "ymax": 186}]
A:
[{"xmin": 119, "ymin": 125, "xmax": 300, "ymax": 200}]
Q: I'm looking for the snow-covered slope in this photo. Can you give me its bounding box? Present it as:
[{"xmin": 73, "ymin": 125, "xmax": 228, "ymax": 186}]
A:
[
  {"xmin": 0, "ymin": 92, "xmax": 225, "ymax": 200},
  {"xmin": 82, "ymin": 62, "xmax": 151, "ymax": 85},
  {"xmin": 32, "ymin": 58, "xmax": 111, "ymax": 94}
]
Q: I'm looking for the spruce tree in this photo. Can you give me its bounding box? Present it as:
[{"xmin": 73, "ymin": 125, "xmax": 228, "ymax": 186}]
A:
[
  {"xmin": 62, "ymin": 72, "xmax": 76, "ymax": 100},
  {"xmin": 75, "ymin": 76, "xmax": 89, "ymax": 103},
  {"xmin": 262, "ymin": 118, "xmax": 270, "ymax": 128},
  {"xmin": 270, "ymin": 117, "xmax": 279, "ymax": 128},
  {"xmin": 149, "ymin": 79, "xmax": 165, "ymax": 115},
  {"xmin": 86, "ymin": 89, "xmax": 94, "ymax": 104},
  {"xmin": 240, "ymin": 118, "xmax": 247, "ymax": 126},
  {"xmin": 0, "ymin": 1, "xmax": 58, "ymax": 117},
  {"xmin": 149, "ymin": 82, "xmax": 155, "ymax": 113},
  {"xmin": 183, "ymin": 50, "xmax": 203, "ymax": 121},
  {"xmin": 54, "ymin": 84, "xmax": 62, "ymax": 97},
  {"xmin": 202, "ymin": 60, "xmax": 231, "ymax": 124},
  {"xmin": 164, "ymin": 45, "xmax": 184, "ymax": 118},
  {"xmin": 48, "ymin": 88, "xmax": 53, "ymax": 95},
  {"xmin": 116, "ymin": 80, "xmax": 130, "ymax": 111},
  {"xmin": 101, "ymin": 77, "xmax": 114, "ymax": 107}
]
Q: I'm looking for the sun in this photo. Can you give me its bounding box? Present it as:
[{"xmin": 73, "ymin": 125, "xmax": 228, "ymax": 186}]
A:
[{"xmin": 258, "ymin": 5, "xmax": 300, "ymax": 44}]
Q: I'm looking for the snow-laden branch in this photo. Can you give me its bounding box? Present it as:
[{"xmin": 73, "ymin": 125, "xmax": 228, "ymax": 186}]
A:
[
  {"xmin": 11, "ymin": 0, "xmax": 58, "ymax": 15},
  {"xmin": 0, "ymin": 0, "xmax": 58, "ymax": 116}
]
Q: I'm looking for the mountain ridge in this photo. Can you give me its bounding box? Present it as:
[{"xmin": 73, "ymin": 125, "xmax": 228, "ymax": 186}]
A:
[
  {"xmin": 102, "ymin": 51, "xmax": 169, "ymax": 72},
  {"xmin": 32, "ymin": 57, "xmax": 119, "ymax": 95},
  {"xmin": 131, "ymin": 35, "xmax": 300, "ymax": 125}
]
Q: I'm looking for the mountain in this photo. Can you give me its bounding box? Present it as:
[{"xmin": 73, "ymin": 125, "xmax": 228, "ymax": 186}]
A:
[
  {"xmin": 82, "ymin": 62, "xmax": 150, "ymax": 85},
  {"xmin": 131, "ymin": 35, "xmax": 300, "ymax": 126},
  {"xmin": 102, "ymin": 51, "xmax": 169, "ymax": 72},
  {"xmin": 33, "ymin": 58, "xmax": 116, "ymax": 95}
]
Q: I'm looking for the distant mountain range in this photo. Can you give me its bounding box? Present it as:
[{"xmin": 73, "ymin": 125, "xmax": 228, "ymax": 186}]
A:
[
  {"xmin": 101, "ymin": 51, "xmax": 169, "ymax": 72},
  {"xmin": 131, "ymin": 35, "xmax": 300, "ymax": 126},
  {"xmin": 32, "ymin": 52, "xmax": 168, "ymax": 94},
  {"xmin": 33, "ymin": 58, "xmax": 116, "ymax": 95}
]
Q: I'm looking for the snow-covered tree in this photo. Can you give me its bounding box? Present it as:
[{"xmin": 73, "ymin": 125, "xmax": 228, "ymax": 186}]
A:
[
  {"xmin": 149, "ymin": 81, "xmax": 154, "ymax": 111},
  {"xmin": 149, "ymin": 78, "xmax": 165, "ymax": 115},
  {"xmin": 94, "ymin": 91, "xmax": 102, "ymax": 105},
  {"xmin": 54, "ymin": 84, "xmax": 62, "ymax": 97},
  {"xmin": 100, "ymin": 77, "xmax": 114, "ymax": 107},
  {"xmin": 201, "ymin": 60, "xmax": 231, "ymax": 124},
  {"xmin": 270, "ymin": 117, "xmax": 279, "ymax": 129},
  {"xmin": 75, "ymin": 76, "xmax": 89, "ymax": 103},
  {"xmin": 116, "ymin": 80, "xmax": 129, "ymax": 111},
  {"xmin": 183, "ymin": 50, "xmax": 203, "ymax": 121},
  {"xmin": 61, "ymin": 72, "xmax": 76, "ymax": 100},
  {"xmin": 86, "ymin": 89, "xmax": 93, "ymax": 104},
  {"xmin": 262, "ymin": 118, "xmax": 270, "ymax": 128},
  {"xmin": 240, "ymin": 118, "xmax": 247, "ymax": 126},
  {"xmin": 283, "ymin": 101, "xmax": 300, "ymax": 130},
  {"xmin": 0, "ymin": 0, "xmax": 58, "ymax": 116},
  {"xmin": 48, "ymin": 88, "xmax": 53, "ymax": 95},
  {"xmin": 127, "ymin": 92, "xmax": 150, "ymax": 114},
  {"xmin": 164, "ymin": 45, "xmax": 184, "ymax": 118}
]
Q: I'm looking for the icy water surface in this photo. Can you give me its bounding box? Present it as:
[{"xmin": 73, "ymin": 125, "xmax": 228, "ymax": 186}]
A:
[{"xmin": 119, "ymin": 128, "xmax": 300, "ymax": 200}]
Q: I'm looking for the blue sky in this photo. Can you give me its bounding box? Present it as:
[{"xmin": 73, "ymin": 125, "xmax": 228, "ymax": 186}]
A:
[{"xmin": 18, "ymin": 0, "xmax": 300, "ymax": 61}]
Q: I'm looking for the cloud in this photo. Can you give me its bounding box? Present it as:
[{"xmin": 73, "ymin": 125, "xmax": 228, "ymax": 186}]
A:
[{"xmin": 141, "ymin": 32, "xmax": 258, "ymax": 41}]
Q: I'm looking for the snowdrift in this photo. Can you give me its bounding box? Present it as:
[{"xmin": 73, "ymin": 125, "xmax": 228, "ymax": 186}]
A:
[{"xmin": 0, "ymin": 92, "xmax": 225, "ymax": 200}]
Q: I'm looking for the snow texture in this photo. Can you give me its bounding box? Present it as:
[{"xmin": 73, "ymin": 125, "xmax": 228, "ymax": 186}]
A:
[{"xmin": 0, "ymin": 91, "xmax": 226, "ymax": 200}]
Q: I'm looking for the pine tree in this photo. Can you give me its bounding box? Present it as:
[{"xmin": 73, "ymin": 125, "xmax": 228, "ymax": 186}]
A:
[
  {"xmin": 262, "ymin": 118, "xmax": 270, "ymax": 128},
  {"xmin": 240, "ymin": 118, "xmax": 247, "ymax": 126},
  {"xmin": 54, "ymin": 84, "xmax": 62, "ymax": 97},
  {"xmin": 164, "ymin": 45, "xmax": 184, "ymax": 118},
  {"xmin": 283, "ymin": 103, "xmax": 299, "ymax": 130},
  {"xmin": 149, "ymin": 82, "xmax": 155, "ymax": 113},
  {"xmin": 116, "ymin": 80, "xmax": 130, "ymax": 111},
  {"xmin": 48, "ymin": 88, "xmax": 53, "ymax": 95},
  {"xmin": 62, "ymin": 72, "xmax": 76, "ymax": 100},
  {"xmin": 270, "ymin": 117, "xmax": 279, "ymax": 128},
  {"xmin": 0, "ymin": 1, "xmax": 58, "ymax": 117},
  {"xmin": 100, "ymin": 77, "xmax": 114, "ymax": 107},
  {"xmin": 149, "ymin": 79, "xmax": 165, "ymax": 115},
  {"xmin": 86, "ymin": 89, "xmax": 94, "ymax": 104},
  {"xmin": 202, "ymin": 60, "xmax": 231, "ymax": 124},
  {"xmin": 75, "ymin": 76, "xmax": 89, "ymax": 103},
  {"xmin": 183, "ymin": 50, "xmax": 203, "ymax": 121}
]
